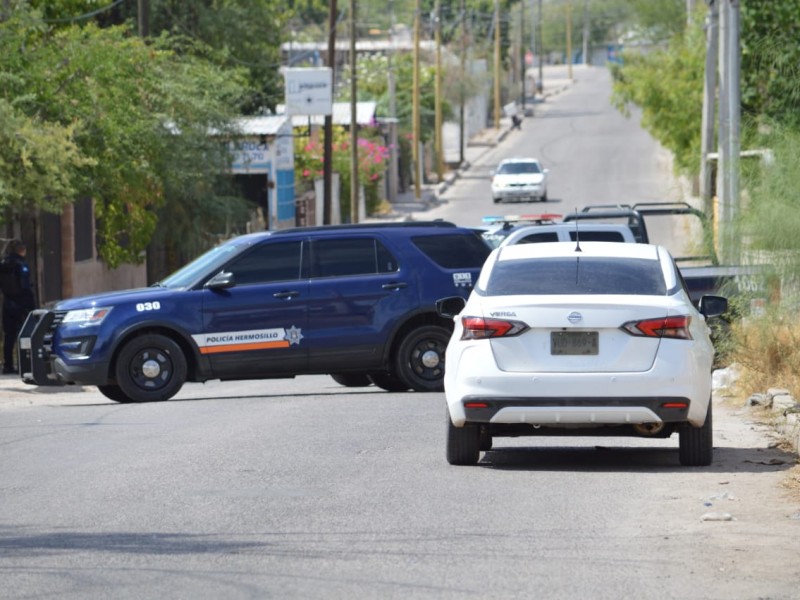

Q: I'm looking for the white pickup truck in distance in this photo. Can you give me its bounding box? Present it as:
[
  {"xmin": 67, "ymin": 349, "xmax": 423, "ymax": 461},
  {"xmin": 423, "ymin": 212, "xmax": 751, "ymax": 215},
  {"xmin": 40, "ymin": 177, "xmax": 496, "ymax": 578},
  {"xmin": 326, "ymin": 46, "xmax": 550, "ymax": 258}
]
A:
[{"xmin": 498, "ymin": 222, "xmax": 637, "ymax": 247}]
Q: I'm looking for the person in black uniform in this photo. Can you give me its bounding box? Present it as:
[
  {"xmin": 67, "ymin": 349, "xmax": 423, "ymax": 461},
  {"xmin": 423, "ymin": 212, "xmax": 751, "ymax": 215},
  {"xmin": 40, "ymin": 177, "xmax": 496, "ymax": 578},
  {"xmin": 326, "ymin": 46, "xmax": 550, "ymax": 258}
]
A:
[{"xmin": 2, "ymin": 240, "xmax": 36, "ymax": 374}]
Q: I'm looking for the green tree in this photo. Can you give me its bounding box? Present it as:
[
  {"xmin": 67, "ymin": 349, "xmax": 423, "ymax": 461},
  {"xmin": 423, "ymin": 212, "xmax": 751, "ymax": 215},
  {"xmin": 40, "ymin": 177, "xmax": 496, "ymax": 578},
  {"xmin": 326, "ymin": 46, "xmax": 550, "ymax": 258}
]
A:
[
  {"xmin": 0, "ymin": 6, "xmax": 249, "ymax": 268},
  {"xmin": 610, "ymin": 17, "xmax": 705, "ymax": 176}
]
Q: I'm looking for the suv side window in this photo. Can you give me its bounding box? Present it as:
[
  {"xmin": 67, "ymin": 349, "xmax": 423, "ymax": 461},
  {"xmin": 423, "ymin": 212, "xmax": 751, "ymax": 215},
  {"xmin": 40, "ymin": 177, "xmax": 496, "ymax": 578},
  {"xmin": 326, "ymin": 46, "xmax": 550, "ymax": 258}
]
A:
[
  {"xmin": 412, "ymin": 233, "xmax": 491, "ymax": 268},
  {"xmin": 518, "ymin": 232, "xmax": 559, "ymax": 243},
  {"xmin": 311, "ymin": 238, "xmax": 399, "ymax": 278},
  {"xmin": 226, "ymin": 241, "xmax": 303, "ymax": 285}
]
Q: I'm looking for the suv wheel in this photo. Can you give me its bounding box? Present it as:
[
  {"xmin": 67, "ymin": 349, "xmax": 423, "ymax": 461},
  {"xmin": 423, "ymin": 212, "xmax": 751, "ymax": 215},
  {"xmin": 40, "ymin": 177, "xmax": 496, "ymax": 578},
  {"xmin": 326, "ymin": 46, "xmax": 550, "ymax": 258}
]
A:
[
  {"xmin": 114, "ymin": 334, "xmax": 187, "ymax": 403},
  {"xmin": 368, "ymin": 371, "xmax": 410, "ymax": 392},
  {"xmin": 394, "ymin": 325, "xmax": 450, "ymax": 392},
  {"xmin": 330, "ymin": 373, "xmax": 372, "ymax": 387},
  {"xmin": 446, "ymin": 410, "xmax": 480, "ymax": 465},
  {"xmin": 678, "ymin": 400, "xmax": 713, "ymax": 466}
]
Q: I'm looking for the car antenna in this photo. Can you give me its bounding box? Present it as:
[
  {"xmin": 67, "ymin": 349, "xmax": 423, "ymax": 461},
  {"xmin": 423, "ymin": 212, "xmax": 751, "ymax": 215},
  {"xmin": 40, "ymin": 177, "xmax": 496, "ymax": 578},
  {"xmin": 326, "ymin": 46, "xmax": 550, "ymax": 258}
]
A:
[{"xmin": 573, "ymin": 208, "xmax": 582, "ymax": 252}]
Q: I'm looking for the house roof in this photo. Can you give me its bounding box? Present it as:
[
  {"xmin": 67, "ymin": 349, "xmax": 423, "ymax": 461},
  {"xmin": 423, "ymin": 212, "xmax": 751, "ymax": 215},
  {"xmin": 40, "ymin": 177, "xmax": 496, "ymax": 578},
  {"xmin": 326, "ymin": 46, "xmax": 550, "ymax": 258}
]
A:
[
  {"xmin": 234, "ymin": 115, "xmax": 291, "ymax": 136},
  {"xmin": 275, "ymin": 101, "xmax": 378, "ymax": 127}
]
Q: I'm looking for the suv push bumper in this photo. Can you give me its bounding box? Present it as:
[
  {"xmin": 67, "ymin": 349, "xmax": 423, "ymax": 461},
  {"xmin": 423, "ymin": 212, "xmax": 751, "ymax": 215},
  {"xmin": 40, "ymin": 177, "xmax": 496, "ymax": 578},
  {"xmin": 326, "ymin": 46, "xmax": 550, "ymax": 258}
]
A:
[
  {"xmin": 18, "ymin": 309, "xmax": 108, "ymax": 387},
  {"xmin": 18, "ymin": 309, "xmax": 61, "ymax": 386}
]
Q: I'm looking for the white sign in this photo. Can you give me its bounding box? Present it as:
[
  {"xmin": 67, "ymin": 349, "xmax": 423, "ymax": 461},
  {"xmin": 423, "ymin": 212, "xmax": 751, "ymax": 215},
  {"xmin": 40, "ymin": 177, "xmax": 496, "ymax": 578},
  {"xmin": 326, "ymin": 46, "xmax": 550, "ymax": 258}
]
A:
[
  {"xmin": 230, "ymin": 141, "xmax": 270, "ymax": 174},
  {"xmin": 283, "ymin": 67, "xmax": 333, "ymax": 116}
]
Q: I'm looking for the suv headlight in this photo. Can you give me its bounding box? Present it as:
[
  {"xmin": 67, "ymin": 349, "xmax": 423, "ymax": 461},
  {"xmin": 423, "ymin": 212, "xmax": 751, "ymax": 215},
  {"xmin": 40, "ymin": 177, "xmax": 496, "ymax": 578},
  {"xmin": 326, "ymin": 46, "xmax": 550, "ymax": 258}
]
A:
[{"xmin": 62, "ymin": 307, "xmax": 112, "ymax": 326}]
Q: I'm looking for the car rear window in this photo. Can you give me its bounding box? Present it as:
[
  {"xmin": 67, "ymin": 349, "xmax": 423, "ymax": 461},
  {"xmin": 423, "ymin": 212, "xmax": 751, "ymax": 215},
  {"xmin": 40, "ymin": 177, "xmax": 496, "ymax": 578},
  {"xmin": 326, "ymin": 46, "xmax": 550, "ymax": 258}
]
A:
[
  {"xmin": 568, "ymin": 231, "xmax": 626, "ymax": 242},
  {"xmin": 412, "ymin": 233, "xmax": 492, "ymax": 269},
  {"xmin": 484, "ymin": 257, "xmax": 667, "ymax": 296}
]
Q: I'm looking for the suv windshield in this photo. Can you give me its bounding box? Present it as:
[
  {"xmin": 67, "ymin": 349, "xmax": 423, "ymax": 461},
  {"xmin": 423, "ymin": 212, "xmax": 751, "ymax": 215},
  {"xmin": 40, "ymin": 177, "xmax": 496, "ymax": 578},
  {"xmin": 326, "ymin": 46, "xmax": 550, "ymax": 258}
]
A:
[
  {"xmin": 484, "ymin": 257, "xmax": 667, "ymax": 296},
  {"xmin": 157, "ymin": 239, "xmax": 251, "ymax": 289}
]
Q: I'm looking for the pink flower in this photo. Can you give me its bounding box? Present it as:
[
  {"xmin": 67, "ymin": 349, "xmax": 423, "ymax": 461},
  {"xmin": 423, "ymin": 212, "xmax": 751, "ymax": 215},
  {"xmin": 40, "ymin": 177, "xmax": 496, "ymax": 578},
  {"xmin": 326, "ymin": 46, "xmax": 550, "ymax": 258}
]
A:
[{"xmin": 303, "ymin": 169, "xmax": 310, "ymax": 177}]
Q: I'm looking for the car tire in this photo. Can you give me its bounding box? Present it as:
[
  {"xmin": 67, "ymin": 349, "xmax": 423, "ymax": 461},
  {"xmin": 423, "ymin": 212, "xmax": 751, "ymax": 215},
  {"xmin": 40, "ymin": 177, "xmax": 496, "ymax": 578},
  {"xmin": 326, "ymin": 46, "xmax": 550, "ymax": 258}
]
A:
[
  {"xmin": 541, "ymin": 191, "xmax": 548, "ymax": 202},
  {"xmin": 446, "ymin": 410, "xmax": 480, "ymax": 465},
  {"xmin": 368, "ymin": 371, "xmax": 411, "ymax": 392},
  {"xmin": 114, "ymin": 334, "xmax": 187, "ymax": 403},
  {"xmin": 394, "ymin": 325, "xmax": 450, "ymax": 392},
  {"xmin": 330, "ymin": 373, "xmax": 372, "ymax": 387},
  {"xmin": 493, "ymin": 199, "xmax": 501, "ymax": 204},
  {"xmin": 679, "ymin": 400, "xmax": 713, "ymax": 466},
  {"xmin": 97, "ymin": 384, "xmax": 136, "ymax": 403}
]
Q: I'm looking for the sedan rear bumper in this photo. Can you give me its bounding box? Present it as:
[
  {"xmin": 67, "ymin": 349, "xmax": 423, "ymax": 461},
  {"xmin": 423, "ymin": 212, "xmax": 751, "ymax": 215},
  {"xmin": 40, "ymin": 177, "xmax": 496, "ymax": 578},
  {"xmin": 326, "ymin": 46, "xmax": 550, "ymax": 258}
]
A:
[{"xmin": 461, "ymin": 396, "xmax": 692, "ymax": 425}]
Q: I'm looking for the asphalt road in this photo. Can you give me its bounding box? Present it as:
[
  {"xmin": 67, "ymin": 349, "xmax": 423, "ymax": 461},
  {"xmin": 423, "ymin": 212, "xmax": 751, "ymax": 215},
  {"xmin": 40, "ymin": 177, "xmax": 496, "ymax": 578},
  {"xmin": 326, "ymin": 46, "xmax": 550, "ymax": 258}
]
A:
[
  {"xmin": 2, "ymin": 65, "xmax": 800, "ymax": 599},
  {"xmin": 1, "ymin": 375, "xmax": 800, "ymax": 599}
]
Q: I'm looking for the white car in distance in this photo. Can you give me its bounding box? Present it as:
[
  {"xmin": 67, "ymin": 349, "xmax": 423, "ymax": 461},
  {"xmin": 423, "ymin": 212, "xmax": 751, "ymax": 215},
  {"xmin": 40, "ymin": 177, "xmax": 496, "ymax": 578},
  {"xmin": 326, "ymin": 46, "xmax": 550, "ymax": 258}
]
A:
[
  {"xmin": 490, "ymin": 157, "xmax": 549, "ymax": 203},
  {"xmin": 436, "ymin": 241, "xmax": 728, "ymax": 467}
]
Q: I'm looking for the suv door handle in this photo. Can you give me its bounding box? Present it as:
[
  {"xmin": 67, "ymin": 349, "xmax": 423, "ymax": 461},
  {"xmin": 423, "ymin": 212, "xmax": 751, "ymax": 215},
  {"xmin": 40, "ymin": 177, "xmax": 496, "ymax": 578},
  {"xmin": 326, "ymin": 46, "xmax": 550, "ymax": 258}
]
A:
[
  {"xmin": 273, "ymin": 290, "xmax": 300, "ymax": 299},
  {"xmin": 381, "ymin": 282, "xmax": 408, "ymax": 291}
]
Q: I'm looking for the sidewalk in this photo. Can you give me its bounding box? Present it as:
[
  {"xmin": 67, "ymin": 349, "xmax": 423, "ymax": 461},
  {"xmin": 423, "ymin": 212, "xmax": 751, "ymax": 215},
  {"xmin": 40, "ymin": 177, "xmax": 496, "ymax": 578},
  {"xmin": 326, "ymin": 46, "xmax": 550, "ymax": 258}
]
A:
[{"xmin": 377, "ymin": 76, "xmax": 576, "ymax": 220}]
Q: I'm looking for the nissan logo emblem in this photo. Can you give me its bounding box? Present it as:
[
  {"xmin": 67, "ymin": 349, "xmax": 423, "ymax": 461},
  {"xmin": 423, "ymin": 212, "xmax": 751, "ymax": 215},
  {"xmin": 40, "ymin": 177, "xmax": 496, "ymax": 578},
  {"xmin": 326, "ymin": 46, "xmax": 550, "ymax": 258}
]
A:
[{"xmin": 567, "ymin": 311, "xmax": 582, "ymax": 324}]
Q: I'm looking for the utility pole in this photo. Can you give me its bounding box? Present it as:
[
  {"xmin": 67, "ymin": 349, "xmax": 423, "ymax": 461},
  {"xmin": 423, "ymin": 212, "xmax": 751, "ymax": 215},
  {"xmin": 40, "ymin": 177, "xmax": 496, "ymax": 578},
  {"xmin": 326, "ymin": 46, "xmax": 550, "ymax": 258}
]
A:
[
  {"xmin": 538, "ymin": 0, "xmax": 544, "ymax": 94},
  {"xmin": 493, "ymin": 0, "xmax": 501, "ymax": 129},
  {"xmin": 387, "ymin": 1, "xmax": 399, "ymax": 203},
  {"xmin": 434, "ymin": 0, "xmax": 444, "ymax": 182},
  {"xmin": 566, "ymin": 0, "xmax": 572, "ymax": 79},
  {"xmin": 459, "ymin": 0, "xmax": 467, "ymax": 166},
  {"xmin": 582, "ymin": 0, "xmax": 589, "ymax": 65},
  {"xmin": 717, "ymin": 0, "xmax": 741, "ymax": 263},
  {"xmin": 520, "ymin": 1, "xmax": 526, "ymax": 110},
  {"xmin": 349, "ymin": 0, "xmax": 359, "ymax": 223},
  {"xmin": 323, "ymin": 0, "xmax": 338, "ymax": 224},
  {"xmin": 700, "ymin": 0, "xmax": 718, "ymax": 213},
  {"xmin": 137, "ymin": 0, "xmax": 149, "ymax": 37},
  {"xmin": 530, "ymin": 0, "xmax": 536, "ymax": 100},
  {"xmin": 412, "ymin": 0, "xmax": 422, "ymax": 199}
]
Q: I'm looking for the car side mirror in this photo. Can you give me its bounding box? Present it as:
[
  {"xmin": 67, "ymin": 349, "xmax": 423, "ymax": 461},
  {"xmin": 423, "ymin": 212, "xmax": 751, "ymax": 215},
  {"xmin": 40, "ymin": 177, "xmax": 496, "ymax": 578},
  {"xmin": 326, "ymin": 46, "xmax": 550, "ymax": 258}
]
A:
[
  {"xmin": 205, "ymin": 271, "xmax": 235, "ymax": 290},
  {"xmin": 436, "ymin": 296, "xmax": 466, "ymax": 319},
  {"xmin": 699, "ymin": 295, "xmax": 728, "ymax": 318}
]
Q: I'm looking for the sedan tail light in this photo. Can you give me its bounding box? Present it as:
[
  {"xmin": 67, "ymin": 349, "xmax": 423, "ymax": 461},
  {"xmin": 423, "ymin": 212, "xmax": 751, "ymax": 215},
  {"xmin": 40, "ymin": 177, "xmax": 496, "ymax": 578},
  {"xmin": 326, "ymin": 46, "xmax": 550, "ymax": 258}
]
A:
[
  {"xmin": 621, "ymin": 315, "xmax": 692, "ymax": 340},
  {"xmin": 461, "ymin": 316, "xmax": 529, "ymax": 340}
]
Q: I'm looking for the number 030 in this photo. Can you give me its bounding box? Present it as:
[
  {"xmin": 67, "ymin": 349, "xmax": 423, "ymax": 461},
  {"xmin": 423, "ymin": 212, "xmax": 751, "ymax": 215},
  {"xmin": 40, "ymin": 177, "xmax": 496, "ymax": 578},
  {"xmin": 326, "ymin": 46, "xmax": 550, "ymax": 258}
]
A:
[{"xmin": 136, "ymin": 301, "xmax": 161, "ymax": 312}]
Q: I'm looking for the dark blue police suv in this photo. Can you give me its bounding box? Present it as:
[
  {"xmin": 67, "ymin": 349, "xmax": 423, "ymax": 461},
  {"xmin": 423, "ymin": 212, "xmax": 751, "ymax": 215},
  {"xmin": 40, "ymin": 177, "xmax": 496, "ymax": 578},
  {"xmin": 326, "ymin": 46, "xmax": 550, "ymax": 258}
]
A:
[{"xmin": 18, "ymin": 222, "xmax": 490, "ymax": 403}]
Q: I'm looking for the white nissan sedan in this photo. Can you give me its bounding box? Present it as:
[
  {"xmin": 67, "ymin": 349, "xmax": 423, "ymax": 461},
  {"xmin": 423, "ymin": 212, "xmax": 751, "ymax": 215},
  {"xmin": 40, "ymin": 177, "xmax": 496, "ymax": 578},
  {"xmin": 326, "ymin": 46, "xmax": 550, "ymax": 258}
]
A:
[{"xmin": 436, "ymin": 241, "xmax": 728, "ymax": 467}]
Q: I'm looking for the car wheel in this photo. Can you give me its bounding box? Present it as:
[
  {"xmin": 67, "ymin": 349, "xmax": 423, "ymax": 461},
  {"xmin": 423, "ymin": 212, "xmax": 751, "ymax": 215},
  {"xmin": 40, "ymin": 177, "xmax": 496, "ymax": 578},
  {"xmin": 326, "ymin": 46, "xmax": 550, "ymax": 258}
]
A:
[
  {"xmin": 97, "ymin": 384, "xmax": 136, "ymax": 403},
  {"xmin": 479, "ymin": 427, "xmax": 493, "ymax": 451},
  {"xmin": 678, "ymin": 400, "xmax": 713, "ymax": 466},
  {"xmin": 368, "ymin": 371, "xmax": 410, "ymax": 392},
  {"xmin": 330, "ymin": 373, "xmax": 372, "ymax": 387},
  {"xmin": 446, "ymin": 409, "xmax": 480, "ymax": 465},
  {"xmin": 394, "ymin": 325, "xmax": 450, "ymax": 392},
  {"xmin": 493, "ymin": 198, "xmax": 501, "ymax": 204},
  {"xmin": 541, "ymin": 191, "xmax": 548, "ymax": 202},
  {"xmin": 114, "ymin": 334, "xmax": 187, "ymax": 403}
]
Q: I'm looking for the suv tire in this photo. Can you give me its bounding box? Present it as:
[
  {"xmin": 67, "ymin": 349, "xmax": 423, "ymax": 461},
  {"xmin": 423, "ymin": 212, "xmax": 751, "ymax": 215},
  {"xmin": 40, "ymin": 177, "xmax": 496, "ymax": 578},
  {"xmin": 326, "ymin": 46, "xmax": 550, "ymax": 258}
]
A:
[
  {"xmin": 394, "ymin": 325, "xmax": 450, "ymax": 392},
  {"xmin": 446, "ymin": 410, "xmax": 480, "ymax": 465},
  {"xmin": 330, "ymin": 373, "xmax": 372, "ymax": 387},
  {"xmin": 115, "ymin": 334, "xmax": 187, "ymax": 403},
  {"xmin": 368, "ymin": 371, "xmax": 410, "ymax": 392},
  {"xmin": 679, "ymin": 400, "xmax": 713, "ymax": 466},
  {"xmin": 97, "ymin": 384, "xmax": 136, "ymax": 403}
]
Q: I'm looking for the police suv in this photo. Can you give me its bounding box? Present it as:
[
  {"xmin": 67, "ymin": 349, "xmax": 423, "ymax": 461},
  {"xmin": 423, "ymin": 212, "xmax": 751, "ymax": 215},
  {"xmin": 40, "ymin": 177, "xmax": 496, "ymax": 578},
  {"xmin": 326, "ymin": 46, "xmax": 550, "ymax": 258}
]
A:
[{"xmin": 18, "ymin": 222, "xmax": 490, "ymax": 402}]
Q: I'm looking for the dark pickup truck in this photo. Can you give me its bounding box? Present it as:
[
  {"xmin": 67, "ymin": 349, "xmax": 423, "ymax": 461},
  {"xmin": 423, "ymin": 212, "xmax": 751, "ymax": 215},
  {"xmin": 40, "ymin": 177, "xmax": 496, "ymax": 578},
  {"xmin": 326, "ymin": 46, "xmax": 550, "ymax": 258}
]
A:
[{"xmin": 563, "ymin": 202, "xmax": 772, "ymax": 308}]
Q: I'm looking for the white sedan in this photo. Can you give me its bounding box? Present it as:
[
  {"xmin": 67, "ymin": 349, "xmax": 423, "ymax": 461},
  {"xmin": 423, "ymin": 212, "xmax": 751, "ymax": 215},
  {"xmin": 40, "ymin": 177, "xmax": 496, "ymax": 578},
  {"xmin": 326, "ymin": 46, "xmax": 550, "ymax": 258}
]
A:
[
  {"xmin": 490, "ymin": 157, "xmax": 549, "ymax": 203},
  {"xmin": 436, "ymin": 241, "xmax": 728, "ymax": 467}
]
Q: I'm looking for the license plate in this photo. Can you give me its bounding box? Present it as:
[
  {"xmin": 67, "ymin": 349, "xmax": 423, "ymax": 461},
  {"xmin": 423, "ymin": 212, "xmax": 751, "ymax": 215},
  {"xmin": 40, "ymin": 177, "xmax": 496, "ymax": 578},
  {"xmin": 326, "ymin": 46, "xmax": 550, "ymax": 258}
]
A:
[{"xmin": 551, "ymin": 331, "xmax": 599, "ymax": 355}]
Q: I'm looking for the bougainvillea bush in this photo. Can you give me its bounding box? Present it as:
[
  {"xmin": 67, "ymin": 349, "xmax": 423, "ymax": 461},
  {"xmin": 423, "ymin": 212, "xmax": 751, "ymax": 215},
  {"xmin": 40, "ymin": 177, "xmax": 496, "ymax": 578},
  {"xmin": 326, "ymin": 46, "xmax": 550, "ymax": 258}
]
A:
[{"xmin": 294, "ymin": 126, "xmax": 390, "ymax": 218}]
